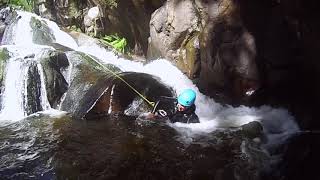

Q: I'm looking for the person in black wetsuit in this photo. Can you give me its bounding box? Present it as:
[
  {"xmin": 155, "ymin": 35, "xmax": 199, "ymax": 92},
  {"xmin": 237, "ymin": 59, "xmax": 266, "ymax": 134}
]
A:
[{"xmin": 147, "ymin": 89, "xmax": 199, "ymax": 124}]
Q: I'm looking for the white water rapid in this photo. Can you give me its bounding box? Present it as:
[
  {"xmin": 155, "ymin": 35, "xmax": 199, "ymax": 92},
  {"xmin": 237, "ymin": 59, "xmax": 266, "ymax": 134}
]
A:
[
  {"xmin": 0, "ymin": 11, "xmax": 299, "ymax": 147},
  {"xmin": 0, "ymin": 57, "xmax": 27, "ymax": 120},
  {"xmin": 0, "ymin": 45, "xmax": 53, "ymax": 123}
]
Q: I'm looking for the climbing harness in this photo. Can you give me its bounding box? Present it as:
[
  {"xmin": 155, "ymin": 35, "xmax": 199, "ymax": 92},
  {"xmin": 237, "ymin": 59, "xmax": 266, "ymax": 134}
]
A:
[
  {"xmin": 158, "ymin": 109, "xmax": 167, "ymax": 117},
  {"xmin": 85, "ymin": 54, "xmax": 155, "ymax": 108}
]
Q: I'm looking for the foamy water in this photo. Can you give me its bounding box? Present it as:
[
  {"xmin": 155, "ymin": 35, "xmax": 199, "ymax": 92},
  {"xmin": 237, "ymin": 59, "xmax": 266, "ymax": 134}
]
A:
[{"xmin": 74, "ymin": 26, "xmax": 299, "ymax": 147}]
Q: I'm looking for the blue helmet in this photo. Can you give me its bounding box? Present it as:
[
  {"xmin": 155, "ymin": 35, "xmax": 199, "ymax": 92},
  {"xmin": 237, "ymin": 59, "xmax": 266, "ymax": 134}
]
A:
[{"xmin": 177, "ymin": 89, "xmax": 196, "ymax": 107}]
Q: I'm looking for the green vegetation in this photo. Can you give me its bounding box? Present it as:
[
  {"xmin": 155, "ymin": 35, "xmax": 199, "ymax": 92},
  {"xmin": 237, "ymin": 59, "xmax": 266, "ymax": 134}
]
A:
[
  {"xmin": 4, "ymin": 0, "xmax": 34, "ymax": 11},
  {"xmin": 67, "ymin": 25, "xmax": 82, "ymax": 33},
  {"xmin": 100, "ymin": 34, "xmax": 128, "ymax": 53},
  {"xmin": 102, "ymin": 0, "xmax": 118, "ymax": 9},
  {"xmin": 0, "ymin": 48, "xmax": 10, "ymax": 61}
]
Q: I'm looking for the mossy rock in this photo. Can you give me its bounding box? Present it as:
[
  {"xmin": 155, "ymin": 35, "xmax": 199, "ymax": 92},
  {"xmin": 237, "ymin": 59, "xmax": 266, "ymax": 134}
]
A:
[
  {"xmin": 177, "ymin": 32, "xmax": 201, "ymax": 79},
  {"xmin": 30, "ymin": 16, "xmax": 55, "ymax": 45},
  {"xmin": 0, "ymin": 47, "xmax": 10, "ymax": 87}
]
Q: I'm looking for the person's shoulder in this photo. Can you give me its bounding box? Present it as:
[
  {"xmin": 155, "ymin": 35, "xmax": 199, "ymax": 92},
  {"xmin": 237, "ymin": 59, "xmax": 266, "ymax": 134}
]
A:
[
  {"xmin": 189, "ymin": 113, "xmax": 199, "ymax": 123},
  {"xmin": 189, "ymin": 104, "xmax": 196, "ymax": 112}
]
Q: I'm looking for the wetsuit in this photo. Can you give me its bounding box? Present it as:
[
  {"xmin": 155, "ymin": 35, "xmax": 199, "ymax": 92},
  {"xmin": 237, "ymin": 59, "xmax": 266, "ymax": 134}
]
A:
[
  {"xmin": 169, "ymin": 104, "xmax": 199, "ymax": 123},
  {"xmin": 154, "ymin": 97, "xmax": 199, "ymax": 123}
]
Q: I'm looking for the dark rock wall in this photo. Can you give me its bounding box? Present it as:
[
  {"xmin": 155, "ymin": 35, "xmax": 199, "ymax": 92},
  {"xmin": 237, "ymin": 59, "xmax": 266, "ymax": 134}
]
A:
[
  {"xmin": 198, "ymin": 0, "xmax": 260, "ymax": 105},
  {"xmin": 235, "ymin": 0, "xmax": 320, "ymax": 128}
]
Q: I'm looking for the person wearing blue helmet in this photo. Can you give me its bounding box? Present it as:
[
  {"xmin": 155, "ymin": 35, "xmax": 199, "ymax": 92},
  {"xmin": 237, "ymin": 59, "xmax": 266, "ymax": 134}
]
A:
[
  {"xmin": 147, "ymin": 89, "xmax": 199, "ymax": 123},
  {"xmin": 170, "ymin": 89, "xmax": 199, "ymax": 123}
]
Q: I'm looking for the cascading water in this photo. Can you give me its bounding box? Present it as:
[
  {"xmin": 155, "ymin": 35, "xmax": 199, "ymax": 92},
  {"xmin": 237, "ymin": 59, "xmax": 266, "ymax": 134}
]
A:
[
  {"xmin": 0, "ymin": 45, "xmax": 53, "ymax": 122},
  {"xmin": 0, "ymin": 9, "xmax": 304, "ymax": 179},
  {"xmin": 0, "ymin": 57, "xmax": 27, "ymax": 120},
  {"xmin": 1, "ymin": 9, "xmax": 299, "ymax": 140},
  {"xmin": 37, "ymin": 63, "xmax": 51, "ymax": 110},
  {"xmin": 76, "ymin": 38, "xmax": 299, "ymax": 145}
]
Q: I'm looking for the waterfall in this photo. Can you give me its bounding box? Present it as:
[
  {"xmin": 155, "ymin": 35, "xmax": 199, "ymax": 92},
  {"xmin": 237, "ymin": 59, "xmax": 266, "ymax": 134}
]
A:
[
  {"xmin": 0, "ymin": 10, "xmax": 299, "ymax": 147},
  {"xmin": 0, "ymin": 45, "xmax": 54, "ymax": 121},
  {"xmin": 0, "ymin": 58, "xmax": 28, "ymax": 120},
  {"xmin": 1, "ymin": 10, "xmax": 78, "ymax": 48},
  {"xmin": 37, "ymin": 63, "xmax": 50, "ymax": 110}
]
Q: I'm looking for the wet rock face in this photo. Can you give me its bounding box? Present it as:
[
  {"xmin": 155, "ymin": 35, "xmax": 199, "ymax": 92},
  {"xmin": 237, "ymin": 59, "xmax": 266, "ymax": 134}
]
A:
[
  {"xmin": 148, "ymin": 0, "xmax": 260, "ymax": 104},
  {"xmin": 26, "ymin": 62, "xmax": 43, "ymax": 115},
  {"xmin": 0, "ymin": 7, "xmax": 19, "ymax": 43},
  {"xmin": 34, "ymin": 0, "xmax": 87, "ymax": 26},
  {"xmin": 199, "ymin": 0, "xmax": 260, "ymax": 104},
  {"xmin": 148, "ymin": 0, "xmax": 201, "ymax": 79},
  {"xmin": 99, "ymin": 0, "xmax": 166, "ymax": 56},
  {"xmin": 59, "ymin": 51, "xmax": 120, "ymax": 119},
  {"xmin": 87, "ymin": 72, "xmax": 175, "ymax": 118},
  {"xmin": 30, "ymin": 16, "xmax": 56, "ymax": 45},
  {"xmin": 0, "ymin": 47, "xmax": 10, "ymax": 88},
  {"xmin": 40, "ymin": 51, "xmax": 69, "ymax": 108}
]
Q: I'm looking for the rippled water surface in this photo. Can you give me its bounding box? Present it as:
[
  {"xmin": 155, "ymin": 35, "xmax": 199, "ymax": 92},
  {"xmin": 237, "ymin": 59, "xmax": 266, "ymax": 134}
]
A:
[{"xmin": 0, "ymin": 113, "xmax": 274, "ymax": 180}]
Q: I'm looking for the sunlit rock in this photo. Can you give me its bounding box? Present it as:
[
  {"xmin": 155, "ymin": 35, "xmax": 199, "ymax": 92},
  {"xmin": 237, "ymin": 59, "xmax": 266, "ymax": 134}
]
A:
[
  {"xmin": 59, "ymin": 51, "xmax": 121, "ymax": 119},
  {"xmin": 30, "ymin": 16, "xmax": 56, "ymax": 45},
  {"xmin": 84, "ymin": 6, "xmax": 101, "ymax": 36},
  {"xmin": 0, "ymin": 47, "xmax": 10, "ymax": 88},
  {"xmin": 148, "ymin": 0, "xmax": 201, "ymax": 79}
]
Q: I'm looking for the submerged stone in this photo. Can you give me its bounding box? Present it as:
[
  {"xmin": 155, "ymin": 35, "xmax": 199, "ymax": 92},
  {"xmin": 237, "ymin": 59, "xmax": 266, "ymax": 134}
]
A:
[{"xmin": 241, "ymin": 121, "xmax": 264, "ymax": 139}]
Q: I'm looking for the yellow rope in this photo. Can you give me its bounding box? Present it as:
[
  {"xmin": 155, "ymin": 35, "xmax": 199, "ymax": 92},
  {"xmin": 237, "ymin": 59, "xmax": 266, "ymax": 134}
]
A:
[{"xmin": 85, "ymin": 54, "xmax": 155, "ymax": 108}]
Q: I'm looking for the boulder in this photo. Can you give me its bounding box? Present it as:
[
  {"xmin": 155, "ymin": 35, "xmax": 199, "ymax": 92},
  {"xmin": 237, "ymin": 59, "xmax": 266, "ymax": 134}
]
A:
[
  {"xmin": 39, "ymin": 50, "xmax": 69, "ymax": 108},
  {"xmin": 87, "ymin": 72, "xmax": 175, "ymax": 118},
  {"xmin": 84, "ymin": 6, "xmax": 101, "ymax": 36},
  {"xmin": 59, "ymin": 51, "xmax": 121, "ymax": 119},
  {"xmin": 241, "ymin": 121, "xmax": 263, "ymax": 139},
  {"xmin": 30, "ymin": 16, "xmax": 56, "ymax": 45},
  {"xmin": 148, "ymin": 0, "xmax": 201, "ymax": 78}
]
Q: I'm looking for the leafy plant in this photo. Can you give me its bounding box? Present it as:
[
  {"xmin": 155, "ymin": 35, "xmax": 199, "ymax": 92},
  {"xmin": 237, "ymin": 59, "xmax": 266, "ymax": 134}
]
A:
[
  {"xmin": 6, "ymin": 0, "xmax": 34, "ymax": 11},
  {"xmin": 67, "ymin": 25, "xmax": 82, "ymax": 33},
  {"xmin": 100, "ymin": 34, "xmax": 127, "ymax": 53},
  {"xmin": 103, "ymin": 0, "xmax": 118, "ymax": 9}
]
